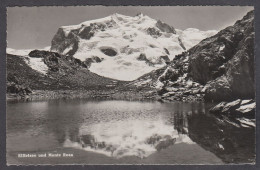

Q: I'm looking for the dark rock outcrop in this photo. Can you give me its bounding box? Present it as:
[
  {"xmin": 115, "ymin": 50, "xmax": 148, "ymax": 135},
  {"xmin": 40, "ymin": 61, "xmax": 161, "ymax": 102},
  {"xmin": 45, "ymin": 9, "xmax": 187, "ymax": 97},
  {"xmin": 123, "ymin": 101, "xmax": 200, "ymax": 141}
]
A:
[
  {"xmin": 146, "ymin": 27, "xmax": 162, "ymax": 38},
  {"xmin": 156, "ymin": 20, "xmax": 176, "ymax": 34},
  {"xmin": 50, "ymin": 28, "xmax": 79, "ymax": 55},
  {"xmin": 100, "ymin": 48, "xmax": 117, "ymax": 56},
  {"xmin": 187, "ymin": 11, "xmax": 254, "ymax": 102},
  {"xmin": 78, "ymin": 25, "xmax": 95, "ymax": 40},
  {"xmin": 135, "ymin": 12, "xmax": 176, "ymax": 36},
  {"xmin": 137, "ymin": 53, "xmax": 154, "ymax": 66},
  {"xmin": 209, "ymin": 99, "xmax": 255, "ymax": 119},
  {"xmin": 137, "ymin": 53, "xmax": 147, "ymax": 61},
  {"xmin": 84, "ymin": 56, "xmax": 103, "ymax": 68},
  {"xmin": 178, "ymin": 37, "xmax": 186, "ymax": 50},
  {"xmin": 29, "ymin": 50, "xmax": 59, "ymax": 58},
  {"xmin": 137, "ymin": 53, "xmax": 170, "ymax": 66},
  {"xmin": 51, "ymin": 20, "xmax": 117, "ymax": 56},
  {"xmin": 203, "ymin": 76, "xmax": 233, "ymax": 102},
  {"xmin": 158, "ymin": 55, "xmax": 170, "ymax": 64},
  {"xmin": 164, "ymin": 48, "xmax": 170, "ymax": 55}
]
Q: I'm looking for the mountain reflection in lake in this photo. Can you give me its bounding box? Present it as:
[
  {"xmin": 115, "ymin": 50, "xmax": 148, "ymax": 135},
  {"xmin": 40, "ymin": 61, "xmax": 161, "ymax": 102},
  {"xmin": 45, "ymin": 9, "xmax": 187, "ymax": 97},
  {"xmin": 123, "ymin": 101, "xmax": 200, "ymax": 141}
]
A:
[{"xmin": 6, "ymin": 100, "xmax": 255, "ymax": 164}]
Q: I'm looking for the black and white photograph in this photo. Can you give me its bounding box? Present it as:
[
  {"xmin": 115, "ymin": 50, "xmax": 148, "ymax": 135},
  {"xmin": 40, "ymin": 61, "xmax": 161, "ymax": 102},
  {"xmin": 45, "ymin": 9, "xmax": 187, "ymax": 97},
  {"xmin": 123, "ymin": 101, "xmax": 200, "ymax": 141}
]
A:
[{"xmin": 5, "ymin": 6, "xmax": 255, "ymax": 165}]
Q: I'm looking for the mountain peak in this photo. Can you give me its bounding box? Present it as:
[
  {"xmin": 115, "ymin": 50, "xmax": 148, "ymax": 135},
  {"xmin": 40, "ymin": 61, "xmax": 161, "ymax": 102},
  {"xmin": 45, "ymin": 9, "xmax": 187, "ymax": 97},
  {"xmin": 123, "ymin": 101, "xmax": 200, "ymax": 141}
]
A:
[{"xmin": 50, "ymin": 14, "xmax": 217, "ymax": 81}]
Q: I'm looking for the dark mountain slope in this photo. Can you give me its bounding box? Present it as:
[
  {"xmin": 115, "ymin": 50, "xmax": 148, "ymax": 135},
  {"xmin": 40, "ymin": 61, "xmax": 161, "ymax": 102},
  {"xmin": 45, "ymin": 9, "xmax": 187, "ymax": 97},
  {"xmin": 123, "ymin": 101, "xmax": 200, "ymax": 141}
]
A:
[
  {"xmin": 132, "ymin": 10, "xmax": 254, "ymax": 103},
  {"xmin": 7, "ymin": 54, "xmax": 50, "ymax": 94},
  {"xmin": 188, "ymin": 10, "xmax": 254, "ymax": 101},
  {"xmin": 7, "ymin": 51, "xmax": 121, "ymax": 95}
]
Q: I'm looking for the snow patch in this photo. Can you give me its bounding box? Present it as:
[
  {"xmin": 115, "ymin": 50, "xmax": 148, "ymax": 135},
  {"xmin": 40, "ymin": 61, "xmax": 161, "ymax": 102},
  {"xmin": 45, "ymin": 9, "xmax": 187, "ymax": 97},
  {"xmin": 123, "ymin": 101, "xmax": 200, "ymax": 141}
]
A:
[
  {"xmin": 236, "ymin": 118, "xmax": 255, "ymax": 128},
  {"xmin": 24, "ymin": 56, "xmax": 48, "ymax": 75},
  {"xmin": 62, "ymin": 45, "xmax": 73, "ymax": 55},
  {"xmin": 218, "ymin": 143, "xmax": 224, "ymax": 150},
  {"xmin": 155, "ymin": 67, "xmax": 169, "ymax": 89},
  {"xmin": 241, "ymin": 99, "xmax": 252, "ymax": 105},
  {"xmin": 7, "ymin": 48, "xmax": 33, "ymax": 56},
  {"xmin": 236, "ymin": 102, "xmax": 256, "ymax": 113},
  {"xmin": 7, "ymin": 47, "xmax": 50, "ymax": 56},
  {"xmin": 176, "ymin": 28, "xmax": 217, "ymax": 50},
  {"xmin": 219, "ymin": 45, "xmax": 225, "ymax": 51}
]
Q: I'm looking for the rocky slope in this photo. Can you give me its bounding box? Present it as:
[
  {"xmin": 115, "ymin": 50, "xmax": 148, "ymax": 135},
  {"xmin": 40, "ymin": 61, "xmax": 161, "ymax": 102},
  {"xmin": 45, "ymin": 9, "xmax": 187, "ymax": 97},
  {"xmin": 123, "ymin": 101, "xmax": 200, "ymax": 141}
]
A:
[
  {"xmin": 191, "ymin": 11, "xmax": 254, "ymax": 102},
  {"xmin": 132, "ymin": 11, "xmax": 254, "ymax": 101},
  {"xmin": 7, "ymin": 50, "xmax": 121, "ymax": 95},
  {"xmin": 50, "ymin": 13, "xmax": 216, "ymax": 81},
  {"xmin": 210, "ymin": 99, "xmax": 255, "ymax": 119},
  {"xmin": 7, "ymin": 50, "xmax": 159, "ymax": 101},
  {"xmin": 130, "ymin": 11, "xmax": 255, "ymax": 121}
]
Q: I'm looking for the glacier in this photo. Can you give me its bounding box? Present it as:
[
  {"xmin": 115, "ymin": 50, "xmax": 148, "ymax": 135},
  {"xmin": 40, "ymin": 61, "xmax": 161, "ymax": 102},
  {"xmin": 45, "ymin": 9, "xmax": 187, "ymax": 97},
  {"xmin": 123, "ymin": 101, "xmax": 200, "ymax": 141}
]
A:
[{"xmin": 50, "ymin": 13, "xmax": 217, "ymax": 81}]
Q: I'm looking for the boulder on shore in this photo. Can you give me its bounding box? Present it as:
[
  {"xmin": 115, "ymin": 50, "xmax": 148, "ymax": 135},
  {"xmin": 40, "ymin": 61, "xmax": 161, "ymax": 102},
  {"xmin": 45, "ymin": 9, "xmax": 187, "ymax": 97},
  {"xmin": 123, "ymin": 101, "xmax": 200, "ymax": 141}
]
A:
[{"xmin": 209, "ymin": 99, "xmax": 255, "ymax": 119}]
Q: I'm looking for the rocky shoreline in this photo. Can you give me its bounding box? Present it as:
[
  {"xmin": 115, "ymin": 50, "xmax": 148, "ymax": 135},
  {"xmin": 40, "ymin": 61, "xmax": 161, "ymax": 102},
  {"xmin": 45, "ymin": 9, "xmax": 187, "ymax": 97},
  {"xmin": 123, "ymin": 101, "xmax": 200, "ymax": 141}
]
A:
[
  {"xmin": 210, "ymin": 99, "xmax": 255, "ymax": 119},
  {"xmin": 6, "ymin": 89, "xmax": 159, "ymax": 102}
]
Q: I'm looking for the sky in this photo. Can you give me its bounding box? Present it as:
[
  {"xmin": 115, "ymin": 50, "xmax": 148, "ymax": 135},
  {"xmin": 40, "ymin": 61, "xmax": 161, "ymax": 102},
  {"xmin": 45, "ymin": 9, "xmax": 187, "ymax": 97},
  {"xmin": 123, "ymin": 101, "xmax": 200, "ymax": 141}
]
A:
[{"xmin": 7, "ymin": 6, "xmax": 253, "ymax": 49}]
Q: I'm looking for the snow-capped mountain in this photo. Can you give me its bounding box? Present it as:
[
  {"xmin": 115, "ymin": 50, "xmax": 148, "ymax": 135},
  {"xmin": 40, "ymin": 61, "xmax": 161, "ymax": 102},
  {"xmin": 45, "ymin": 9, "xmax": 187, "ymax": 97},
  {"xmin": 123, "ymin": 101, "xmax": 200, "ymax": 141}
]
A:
[{"xmin": 50, "ymin": 13, "xmax": 217, "ymax": 81}]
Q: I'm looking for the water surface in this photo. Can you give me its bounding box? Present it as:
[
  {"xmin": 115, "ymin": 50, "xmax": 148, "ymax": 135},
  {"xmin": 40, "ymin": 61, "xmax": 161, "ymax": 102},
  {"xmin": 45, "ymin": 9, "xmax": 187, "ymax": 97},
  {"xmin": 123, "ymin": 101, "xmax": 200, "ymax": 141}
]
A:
[{"xmin": 6, "ymin": 99, "xmax": 255, "ymax": 164}]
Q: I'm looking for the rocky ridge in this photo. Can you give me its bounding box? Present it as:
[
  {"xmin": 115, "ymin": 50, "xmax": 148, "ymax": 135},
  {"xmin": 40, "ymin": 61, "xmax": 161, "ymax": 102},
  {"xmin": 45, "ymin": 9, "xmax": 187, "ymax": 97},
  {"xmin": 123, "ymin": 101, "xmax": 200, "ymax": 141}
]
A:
[
  {"xmin": 130, "ymin": 10, "xmax": 255, "ymax": 120},
  {"xmin": 7, "ymin": 51, "xmax": 121, "ymax": 95},
  {"xmin": 132, "ymin": 11, "xmax": 254, "ymax": 102},
  {"xmin": 6, "ymin": 50, "xmax": 158, "ymax": 101}
]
